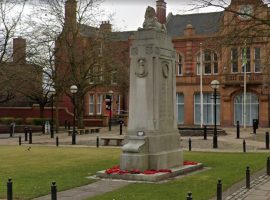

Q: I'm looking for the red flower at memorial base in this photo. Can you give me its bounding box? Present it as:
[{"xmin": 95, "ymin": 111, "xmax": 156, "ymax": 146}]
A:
[
  {"xmin": 105, "ymin": 165, "xmax": 120, "ymax": 174},
  {"xmin": 183, "ymin": 161, "xmax": 198, "ymax": 165},
  {"xmin": 105, "ymin": 166, "xmax": 172, "ymax": 175},
  {"xmin": 105, "ymin": 161, "xmax": 198, "ymax": 175}
]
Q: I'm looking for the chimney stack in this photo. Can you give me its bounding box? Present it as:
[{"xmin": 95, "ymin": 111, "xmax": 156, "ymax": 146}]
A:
[
  {"xmin": 99, "ymin": 21, "xmax": 112, "ymax": 33},
  {"xmin": 64, "ymin": 0, "xmax": 77, "ymax": 31},
  {"xmin": 156, "ymin": 0, "xmax": 167, "ymax": 24},
  {"xmin": 13, "ymin": 37, "xmax": 26, "ymax": 64}
]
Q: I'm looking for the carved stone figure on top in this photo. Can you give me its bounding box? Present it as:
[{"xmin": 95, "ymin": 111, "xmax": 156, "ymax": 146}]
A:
[{"xmin": 140, "ymin": 6, "xmax": 166, "ymax": 32}]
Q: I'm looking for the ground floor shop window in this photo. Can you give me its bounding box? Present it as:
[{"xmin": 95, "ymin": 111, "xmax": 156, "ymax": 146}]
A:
[
  {"xmin": 194, "ymin": 93, "xmax": 220, "ymax": 125},
  {"xmin": 234, "ymin": 92, "xmax": 259, "ymax": 126}
]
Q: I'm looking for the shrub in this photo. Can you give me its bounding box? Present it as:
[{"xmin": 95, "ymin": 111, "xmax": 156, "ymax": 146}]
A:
[
  {"xmin": 25, "ymin": 118, "xmax": 51, "ymax": 125},
  {"xmin": 0, "ymin": 117, "xmax": 15, "ymax": 125},
  {"xmin": 14, "ymin": 118, "xmax": 23, "ymax": 125}
]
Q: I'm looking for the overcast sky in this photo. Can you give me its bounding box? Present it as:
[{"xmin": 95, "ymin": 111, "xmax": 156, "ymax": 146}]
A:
[{"xmin": 101, "ymin": 0, "xmax": 223, "ymax": 31}]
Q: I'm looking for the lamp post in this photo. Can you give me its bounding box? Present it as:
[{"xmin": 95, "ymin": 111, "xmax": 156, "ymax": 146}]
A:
[
  {"xmin": 49, "ymin": 87, "xmax": 56, "ymax": 138},
  {"xmin": 211, "ymin": 80, "xmax": 220, "ymax": 149},
  {"xmin": 108, "ymin": 90, "xmax": 113, "ymax": 131},
  {"xmin": 70, "ymin": 85, "xmax": 78, "ymax": 145}
]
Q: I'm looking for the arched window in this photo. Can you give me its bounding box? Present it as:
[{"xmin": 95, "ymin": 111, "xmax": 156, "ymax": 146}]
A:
[
  {"xmin": 196, "ymin": 50, "xmax": 218, "ymax": 75},
  {"xmin": 234, "ymin": 92, "xmax": 259, "ymax": 126},
  {"xmin": 177, "ymin": 53, "xmax": 184, "ymax": 76}
]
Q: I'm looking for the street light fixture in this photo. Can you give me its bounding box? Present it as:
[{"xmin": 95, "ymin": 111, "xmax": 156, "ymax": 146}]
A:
[
  {"xmin": 108, "ymin": 90, "xmax": 114, "ymax": 131},
  {"xmin": 49, "ymin": 87, "xmax": 56, "ymax": 138},
  {"xmin": 70, "ymin": 85, "xmax": 78, "ymax": 145},
  {"xmin": 210, "ymin": 80, "xmax": 220, "ymax": 149}
]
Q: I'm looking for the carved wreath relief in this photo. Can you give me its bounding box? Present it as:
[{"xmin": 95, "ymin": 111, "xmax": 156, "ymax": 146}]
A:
[
  {"xmin": 135, "ymin": 59, "xmax": 148, "ymax": 78},
  {"xmin": 162, "ymin": 62, "xmax": 169, "ymax": 78}
]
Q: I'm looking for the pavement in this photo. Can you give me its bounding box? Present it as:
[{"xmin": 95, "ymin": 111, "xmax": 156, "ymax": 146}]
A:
[{"xmin": 1, "ymin": 126, "xmax": 270, "ymax": 200}]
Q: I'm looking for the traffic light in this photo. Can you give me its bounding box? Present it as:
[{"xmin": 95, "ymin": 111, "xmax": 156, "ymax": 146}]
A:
[{"xmin": 105, "ymin": 95, "xmax": 112, "ymax": 110}]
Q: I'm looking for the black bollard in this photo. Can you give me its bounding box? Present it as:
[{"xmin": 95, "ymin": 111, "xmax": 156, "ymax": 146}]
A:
[
  {"xmin": 267, "ymin": 157, "xmax": 270, "ymax": 176},
  {"xmin": 204, "ymin": 125, "xmax": 207, "ymax": 140},
  {"xmin": 68, "ymin": 122, "xmax": 71, "ymax": 130},
  {"xmin": 252, "ymin": 119, "xmax": 258, "ymax": 134},
  {"xmin": 72, "ymin": 133, "xmax": 76, "ymax": 145},
  {"xmin": 236, "ymin": 120, "xmax": 240, "ymax": 139},
  {"xmin": 51, "ymin": 126, "xmax": 54, "ymax": 139},
  {"xmin": 186, "ymin": 191, "xmax": 192, "ymax": 200},
  {"xmin": 51, "ymin": 181, "xmax": 57, "ymax": 200},
  {"xmin": 29, "ymin": 128, "xmax": 32, "ymax": 144},
  {"xmin": 243, "ymin": 139, "xmax": 246, "ymax": 153},
  {"xmin": 188, "ymin": 138, "xmax": 192, "ymax": 151},
  {"xmin": 253, "ymin": 127, "xmax": 256, "ymax": 134},
  {"xmin": 10, "ymin": 124, "xmax": 13, "ymax": 138},
  {"xmin": 24, "ymin": 127, "xmax": 28, "ymax": 141},
  {"xmin": 56, "ymin": 136, "xmax": 59, "ymax": 147},
  {"xmin": 96, "ymin": 136, "xmax": 99, "ymax": 148},
  {"xmin": 217, "ymin": 179, "xmax": 222, "ymax": 200},
  {"xmin": 266, "ymin": 132, "xmax": 269, "ymax": 150},
  {"xmin": 64, "ymin": 120, "xmax": 67, "ymax": 130},
  {"xmin": 7, "ymin": 178, "xmax": 12, "ymax": 200},
  {"xmin": 246, "ymin": 166, "xmax": 250, "ymax": 189},
  {"xmin": 42, "ymin": 122, "xmax": 45, "ymax": 134},
  {"xmin": 19, "ymin": 136, "xmax": 21, "ymax": 146},
  {"xmin": 119, "ymin": 121, "xmax": 123, "ymax": 135}
]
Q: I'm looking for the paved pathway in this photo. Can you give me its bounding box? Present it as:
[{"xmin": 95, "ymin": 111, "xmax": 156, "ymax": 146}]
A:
[
  {"xmin": 225, "ymin": 175, "xmax": 270, "ymax": 200},
  {"xmin": 34, "ymin": 180, "xmax": 131, "ymax": 200},
  {"xmin": 1, "ymin": 126, "xmax": 270, "ymax": 199}
]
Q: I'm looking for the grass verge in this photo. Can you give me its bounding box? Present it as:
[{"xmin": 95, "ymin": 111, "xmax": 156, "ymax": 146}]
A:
[
  {"xmin": 88, "ymin": 152, "xmax": 270, "ymax": 200},
  {"xmin": 0, "ymin": 146, "xmax": 268, "ymax": 200},
  {"xmin": 0, "ymin": 146, "xmax": 120, "ymax": 199}
]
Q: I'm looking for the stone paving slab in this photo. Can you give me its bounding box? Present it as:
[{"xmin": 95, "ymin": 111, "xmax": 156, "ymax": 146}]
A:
[
  {"xmin": 33, "ymin": 179, "xmax": 131, "ymax": 200},
  {"xmin": 224, "ymin": 175, "xmax": 270, "ymax": 200}
]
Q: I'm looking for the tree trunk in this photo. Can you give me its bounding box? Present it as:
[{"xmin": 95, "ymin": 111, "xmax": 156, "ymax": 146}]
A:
[
  {"xmin": 55, "ymin": 94, "xmax": 59, "ymax": 133},
  {"xmin": 39, "ymin": 104, "xmax": 45, "ymax": 119}
]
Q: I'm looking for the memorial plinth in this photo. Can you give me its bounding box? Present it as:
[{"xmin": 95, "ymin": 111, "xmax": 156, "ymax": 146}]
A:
[{"xmin": 120, "ymin": 29, "xmax": 183, "ymax": 171}]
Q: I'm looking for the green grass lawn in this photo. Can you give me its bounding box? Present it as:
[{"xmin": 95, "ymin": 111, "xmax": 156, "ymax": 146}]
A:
[
  {"xmin": 0, "ymin": 146, "xmax": 120, "ymax": 199},
  {"xmin": 88, "ymin": 152, "xmax": 270, "ymax": 200},
  {"xmin": 0, "ymin": 146, "xmax": 269, "ymax": 200}
]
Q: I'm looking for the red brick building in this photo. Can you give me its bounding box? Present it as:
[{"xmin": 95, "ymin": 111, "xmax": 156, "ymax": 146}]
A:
[
  {"xmin": 57, "ymin": 0, "xmax": 270, "ymax": 127},
  {"xmin": 166, "ymin": 0, "xmax": 270, "ymax": 127},
  {"xmin": 55, "ymin": 0, "xmax": 132, "ymax": 126}
]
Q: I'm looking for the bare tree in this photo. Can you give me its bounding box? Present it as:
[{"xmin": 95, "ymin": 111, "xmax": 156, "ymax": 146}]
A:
[
  {"xmin": 0, "ymin": 0, "xmax": 26, "ymax": 103},
  {"xmin": 23, "ymin": 0, "xmax": 128, "ymax": 128}
]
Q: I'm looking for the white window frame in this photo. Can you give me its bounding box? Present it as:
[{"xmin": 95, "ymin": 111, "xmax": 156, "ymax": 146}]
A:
[
  {"xmin": 97, "ymin": 94, "xmax": 103, "ymax": 115},
  {"xmin": 231, "ymin": 48, "xmax": 238, "ymax": 74},
  {"xmin": 177, "ymin": 53, "xmax": 183, "ymax": 76},
  {"xmin": 89, "ymin": 68, "xmax": 94, "ymax": 84},
  {"xmin": 196, "ymin": 50, "xmax": 218, "ymax": 75},
  {"xmin": 176, "ymin": 93, "xmax": 184, "ymax": 124},
  {"xmin": 111, "ymin": 70, "xmax": 117, "ymax": 85},
  {"xmin": 254, "ymin": 47, "xmax": 261, "ymax": 73},
  {"xmin": 89, "ymin": 94, "xmax": 94, "ymax": 115},
  {"xmin": 117, "ymin": 94, "xmax": 121, "ymax": 115},
  {"xmin": 241, "ymin": 47, "xmax": 251, "ymax": 73}
]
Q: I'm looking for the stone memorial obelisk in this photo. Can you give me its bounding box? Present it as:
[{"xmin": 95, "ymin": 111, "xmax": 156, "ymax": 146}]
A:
[{"xmin": 120, "ymin": 6, "xmax": 183, "ymax": 171}]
